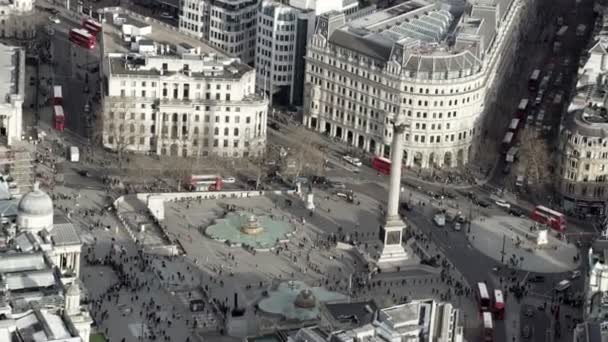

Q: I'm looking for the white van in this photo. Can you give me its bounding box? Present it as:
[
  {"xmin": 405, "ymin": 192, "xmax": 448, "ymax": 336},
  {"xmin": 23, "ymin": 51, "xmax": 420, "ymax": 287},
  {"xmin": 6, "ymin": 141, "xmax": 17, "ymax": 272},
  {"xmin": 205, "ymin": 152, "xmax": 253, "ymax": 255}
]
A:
[
  {"xmin": 555, "ymin": 279, "xmax": 571, "ymax": 292},
  {"xmin": 69, "ymin": 146, "xmax": 79, "ymax": 162}
]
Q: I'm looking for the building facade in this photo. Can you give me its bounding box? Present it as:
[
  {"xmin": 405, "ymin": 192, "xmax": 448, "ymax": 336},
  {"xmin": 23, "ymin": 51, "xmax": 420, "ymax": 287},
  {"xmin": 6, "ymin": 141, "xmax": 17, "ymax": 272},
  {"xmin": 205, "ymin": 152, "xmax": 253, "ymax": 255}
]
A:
[
  {"xmin": 0, "ymin": 183, "xmax": 92, "ymax": 342},
  {"xmin": 0, "ymin": 42, "xmax": 24, "ymax": 146},
  {"xmin": 303, "ymin": 0, "xmax": 531, "ymax": 169},
  {"xmin": 256, "ymin": 1, "xmax": 315, "ymax": 106},
  {"xmin": 558, "ymin": 106, "xmax": 608, "ymax": 215},
  {"xmin": 101, "ymin": 9, "xmax": 268, "ymax": 158},
  {"xmin": 179, "ymin": 0, "xmax": 259, "ymax": 65},
  {"xmin": 255, "ymin": 0, "xmax": 365, "ymax": 106}
]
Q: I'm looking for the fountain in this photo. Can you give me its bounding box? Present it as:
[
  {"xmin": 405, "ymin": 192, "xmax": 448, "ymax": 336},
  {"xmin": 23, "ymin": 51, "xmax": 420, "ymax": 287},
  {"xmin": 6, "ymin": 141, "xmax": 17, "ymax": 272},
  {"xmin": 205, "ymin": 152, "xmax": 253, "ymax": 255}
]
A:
[
  {"xmin": 205, "ymin": 211, "xmax": 295, "ymax": 250},
  {"xmin": 240, "ymin": 215, "xmax": 264, "ymax": 235},
  {"xmin": 257, "ymin": 281, "xmax": 347, "ymax": 321}
]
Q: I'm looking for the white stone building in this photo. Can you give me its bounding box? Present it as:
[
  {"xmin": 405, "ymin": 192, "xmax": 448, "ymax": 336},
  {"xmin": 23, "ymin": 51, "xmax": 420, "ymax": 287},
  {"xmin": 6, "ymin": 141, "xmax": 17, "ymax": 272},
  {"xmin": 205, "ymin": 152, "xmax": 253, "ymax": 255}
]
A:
[
  {"xmin": 0, "ymin": 183, "xmax": 91, "ymax": 342},
  {"xmin": 303, "ymin": 0, "xmax": 531, "ymax": 169},
  {"xmin": 558, "ymin": 106, "xmax": 608, "ymax": 215},
  {"xmin": 179, "ymin": 0, "xmax": 260, "ymax": 64},
  {"xmin": 0, "ymin": 42, "xmax": 23, "ymax": 146},
  {"xmin": 290, "ymin": 300, "xmax": 464, "ymax": 342},
  {"xmin": 101, "ymin": 9, "xmax": 268, "ymax": 158},
  {"xmin": 0, "ymin": 0, "xmax": 40, "ymax": 40}
]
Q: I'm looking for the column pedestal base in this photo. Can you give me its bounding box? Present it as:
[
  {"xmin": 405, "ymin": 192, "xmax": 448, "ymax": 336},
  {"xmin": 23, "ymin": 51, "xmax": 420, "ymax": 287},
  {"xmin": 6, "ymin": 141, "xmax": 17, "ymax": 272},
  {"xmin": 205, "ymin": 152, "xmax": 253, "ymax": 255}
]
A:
[{"xmin": 376, "ymin": 219, "xmax": 412, "ymax": 272}]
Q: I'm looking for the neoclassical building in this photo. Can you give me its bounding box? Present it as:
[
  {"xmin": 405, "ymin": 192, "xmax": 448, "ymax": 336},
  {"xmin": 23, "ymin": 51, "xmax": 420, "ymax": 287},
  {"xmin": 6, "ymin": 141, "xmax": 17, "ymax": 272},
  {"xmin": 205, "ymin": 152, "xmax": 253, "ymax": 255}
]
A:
[
  {"xmin": 303, "ymin": 0, "xmax": 531, "ymax": 169},
  {"xmin": 557, "ymin": 106, "xmax": 608, "ymax": 215},
  {"xmin": 0, "ymin": 0, "xmax": 41, "ymax": 40},
  {"xmin": 0, "ymin": 183, "xmax": 91, "ymax": 342},
  {"xmin": 101, "ymin": 8, "xmax": 268, "ymax": 158}
]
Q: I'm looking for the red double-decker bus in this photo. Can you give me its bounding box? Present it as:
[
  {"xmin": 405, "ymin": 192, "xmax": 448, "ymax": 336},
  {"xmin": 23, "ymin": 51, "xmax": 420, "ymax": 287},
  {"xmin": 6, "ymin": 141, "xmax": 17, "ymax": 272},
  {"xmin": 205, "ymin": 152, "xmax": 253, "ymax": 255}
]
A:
[
  {"xmin": 516, "ymin": 99, "xmax": 529, "ymax": 118},
  {"xmin": 478, "ymin": 282, "xmax": 491, "ymax": 311},
  {"xmin": 372, "ymin": 156, "xmax": 392, "ymax": 175},
  {"xmin": 493, "ymin": 289, "xmax": 505, "ymax": 320},
  {"xmin": 69, "ymin": 28, "xmax": 96, "ymax": 49},
  {"xmin": 53, "ymin": 105, "xmax": 65, "ymax": 131},
  {"xmin": 183, "ymin": 174, "xmax": 223, "ymax": 191},
  {"xmin": 482, "ymin": 311, "xmax": 494, "ymax": 342},
  {"xmin": 82, "ymin": 18, "xmax": 102, "ymax": 35},
  {"xmin": 53, "ymin": 85, "xmax": 62, "ymax": 106},
  {"xmin": 501, "ymin": 132, "xmax": 514, "ymax": 154},
  {"xmin": 528, "ymin": 69, "xmax": 541, "ymax": 91},
  {"xmin": 531, "ymin": 205, "xmax": 567, "ymax": 231}
]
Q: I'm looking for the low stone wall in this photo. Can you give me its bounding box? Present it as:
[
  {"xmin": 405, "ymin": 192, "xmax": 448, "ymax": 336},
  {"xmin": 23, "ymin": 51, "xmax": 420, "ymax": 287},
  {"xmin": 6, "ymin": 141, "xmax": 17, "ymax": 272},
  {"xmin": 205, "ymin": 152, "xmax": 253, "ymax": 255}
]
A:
[{"xmin": 137, "ymin": 189, "xmax": 298, "ymax": 223}]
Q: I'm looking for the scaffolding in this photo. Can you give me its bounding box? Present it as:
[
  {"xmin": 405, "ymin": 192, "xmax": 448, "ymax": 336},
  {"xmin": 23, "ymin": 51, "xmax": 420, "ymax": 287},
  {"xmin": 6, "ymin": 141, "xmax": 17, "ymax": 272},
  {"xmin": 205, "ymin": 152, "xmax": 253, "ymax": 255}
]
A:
[{"xmin": 0, "ymin": 142, "xmax": 34, "ymax": 196}]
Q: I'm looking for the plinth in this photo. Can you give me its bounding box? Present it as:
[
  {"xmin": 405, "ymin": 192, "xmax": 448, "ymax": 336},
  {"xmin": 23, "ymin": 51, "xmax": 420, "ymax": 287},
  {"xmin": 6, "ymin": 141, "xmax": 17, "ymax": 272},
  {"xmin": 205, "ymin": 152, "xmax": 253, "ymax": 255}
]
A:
[{"xmin": 377, "ymin": 215, "xmax": 409, "ymax": 270}]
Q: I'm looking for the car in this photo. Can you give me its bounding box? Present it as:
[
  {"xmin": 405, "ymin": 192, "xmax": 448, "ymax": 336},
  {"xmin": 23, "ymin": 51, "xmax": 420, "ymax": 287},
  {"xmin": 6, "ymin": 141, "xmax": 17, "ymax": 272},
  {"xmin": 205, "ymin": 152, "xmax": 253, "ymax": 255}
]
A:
[
  {"xmin": 528, "ymin": 275, "xmax": 545, "ymax": 283},
  {"xmin": 400, "ymin": 202, "xmax": 412, "ymax": 211},
  {"xmin": 160, "ymin": 12, "xmax": 173, "ymax": 19},
  {"xmin": 342, "ymin": 155, "xmax": 362, "ymax": 167},
  {"xmin": 554, "ymin": 73, "xmax": 563, "ymax": 86},
  {"xmin": 311, "ymin": 176, "xmax": 328, "ymax": 185},
  {"xmin": 509, "ymin": 208, "xmax": 525, "ymax": 217},
  {"xmin": 456, "ymin": 215, "xmax": 466, "ymax": 224},
  {"xmin": 442, "ymin": 191, "xmax": 456, "ymax": 199},
  {"xmin": 495, "ymin": 199, "xmax": 511, "ymax": 208},
  {"xmin": 49, "ymin": 15, "xmax": 60, "ymax": 24},
  {"xmin": 571, "ymin": 270, "xmax": 581, "ymax": 279},
  {"xmin": 555, "ymin": 279, "xmax": 571, "ymax": 292},
  {"xmin": 331, "ymin": 182, "xmax": 346, "ymax": 189},
  {"xmin": 78, "ymin": 169, "xmax": 91, "ymax": 177},
  {"xmin": 223, "ymin": 177, "xmax": 236, "ymax": 184},
  {"xmin": 477, "ymin": 200, "xmax": 491, "ymax": 208}
]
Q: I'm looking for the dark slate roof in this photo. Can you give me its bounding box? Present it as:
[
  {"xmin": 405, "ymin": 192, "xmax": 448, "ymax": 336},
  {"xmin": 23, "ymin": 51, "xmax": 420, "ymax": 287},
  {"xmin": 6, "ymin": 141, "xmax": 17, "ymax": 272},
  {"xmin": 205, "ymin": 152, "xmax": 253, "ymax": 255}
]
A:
[
  {"xmin": 564, "ymin": 108, "xmax": 608, "ymax": 138},
  {"xmin": 329, "ymin": 29, "xmax": 393, "ymax": 61}
]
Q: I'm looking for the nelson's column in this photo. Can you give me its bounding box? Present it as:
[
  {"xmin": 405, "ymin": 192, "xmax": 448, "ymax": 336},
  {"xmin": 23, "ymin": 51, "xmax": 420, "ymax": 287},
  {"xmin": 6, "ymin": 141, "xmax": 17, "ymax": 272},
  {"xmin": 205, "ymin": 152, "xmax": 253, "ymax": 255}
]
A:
[{"xmin": 377, "ymin": 120, "xmax": 411, "ymax": 269}]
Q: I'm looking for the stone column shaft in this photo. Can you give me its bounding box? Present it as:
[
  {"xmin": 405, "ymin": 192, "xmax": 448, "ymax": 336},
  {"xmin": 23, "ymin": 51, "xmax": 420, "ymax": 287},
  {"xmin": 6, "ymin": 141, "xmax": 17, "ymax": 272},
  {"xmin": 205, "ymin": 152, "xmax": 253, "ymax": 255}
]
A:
[{"xmin": 387, "ymin": 127, "xmax": 405, "ymax": 219}]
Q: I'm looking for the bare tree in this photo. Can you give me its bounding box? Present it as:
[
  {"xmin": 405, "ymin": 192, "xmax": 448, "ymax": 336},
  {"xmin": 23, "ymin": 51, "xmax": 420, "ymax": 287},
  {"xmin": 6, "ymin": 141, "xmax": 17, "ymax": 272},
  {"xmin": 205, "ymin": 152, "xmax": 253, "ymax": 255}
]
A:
[
  {"xmin": 518, "ymin": 128, "xmax": 553, "ymax": 187},
  {"xmin": 287, "ymin": 127, "xmax": 326, "ymax": 178},
  {"xmin": 104, "ymin": 115, "xmax": 131, "ymax": 171}
]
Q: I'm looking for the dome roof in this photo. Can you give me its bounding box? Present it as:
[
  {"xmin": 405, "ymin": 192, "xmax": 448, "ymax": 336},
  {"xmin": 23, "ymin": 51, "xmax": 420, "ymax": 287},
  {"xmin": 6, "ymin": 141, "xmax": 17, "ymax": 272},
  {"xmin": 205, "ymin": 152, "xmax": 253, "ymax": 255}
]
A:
[{"xmin": 18, "ymin": 183, "xmax": 53, "ymax": 216}]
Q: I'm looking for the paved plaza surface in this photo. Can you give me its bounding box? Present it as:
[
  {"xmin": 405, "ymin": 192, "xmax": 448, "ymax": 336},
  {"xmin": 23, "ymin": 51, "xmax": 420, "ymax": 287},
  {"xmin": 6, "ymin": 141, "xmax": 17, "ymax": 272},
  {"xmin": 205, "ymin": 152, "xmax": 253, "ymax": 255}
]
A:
[{"xmin": 469, "ymin": 215, "xmax": 580, "ymax": 273}]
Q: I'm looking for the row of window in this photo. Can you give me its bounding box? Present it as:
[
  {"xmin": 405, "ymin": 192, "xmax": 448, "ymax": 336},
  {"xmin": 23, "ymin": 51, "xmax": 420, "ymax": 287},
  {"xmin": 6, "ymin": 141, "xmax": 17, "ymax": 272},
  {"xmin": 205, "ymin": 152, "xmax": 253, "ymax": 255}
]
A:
[
  {"xmin": 108, "ymin": 135, "xmax": 252, "ymax": 150},
  {"xmin": 566, "ymin": 134, "xmax": 608, "ymax": 148},
  {"xmin": 408, "ymin": 131, "xmax": 470, "ymax": 144},
  {"xmin": 119, "ymin": 80, "xmax": 233, "ymax": 91},
  {"xmin": 108, "ymin": 111, "xmax": 257, "ymax": 124},
  {"xmin": 310, "ymin": 71, "xmax": 480, "ymax": 109},
  {"xmin": 308, "ymin": 52, "xmax": 481, "ymax": 94},
  {"xmin": 563, "ymin": 182, "xmax": 608, "ymax": 199}
]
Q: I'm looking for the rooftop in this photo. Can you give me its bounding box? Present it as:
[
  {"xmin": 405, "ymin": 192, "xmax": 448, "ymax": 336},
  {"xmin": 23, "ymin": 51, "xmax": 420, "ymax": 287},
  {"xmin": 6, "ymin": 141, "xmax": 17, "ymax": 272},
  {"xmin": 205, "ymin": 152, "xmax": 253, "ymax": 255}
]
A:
[
  {"xmin": 380, "ymin": 302, "xmax": 421, "ymax": 326},
  {"xmin": 101, "ymin": 8, "xmax": 220, "ymax": 56},
  {"xmin": 319, "ymin": 0, "xmax": 517, "ymax": 77},
  {"xmin": 564, "ymin": 105, "xmax": 608, "ymax": 138},
  {"xmin": 101, "ymin": 8, "xmax": 253, "ymax": 79}
]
